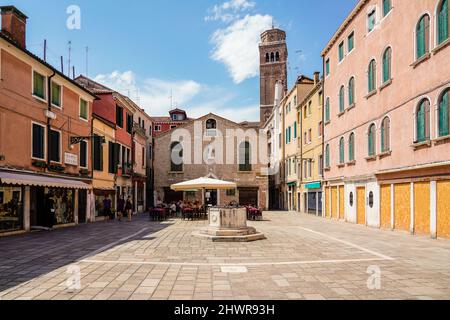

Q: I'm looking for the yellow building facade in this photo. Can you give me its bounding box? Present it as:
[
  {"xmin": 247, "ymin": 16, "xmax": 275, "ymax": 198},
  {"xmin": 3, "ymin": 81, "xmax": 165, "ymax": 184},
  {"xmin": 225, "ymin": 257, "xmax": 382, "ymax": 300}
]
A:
[
  {"xmin": 297, "ymin": 74, "xmax": 323, "ymax": 215},
  {"xmin": 92, "ymin": 116, "xmax": 116, "ymax": 221}
]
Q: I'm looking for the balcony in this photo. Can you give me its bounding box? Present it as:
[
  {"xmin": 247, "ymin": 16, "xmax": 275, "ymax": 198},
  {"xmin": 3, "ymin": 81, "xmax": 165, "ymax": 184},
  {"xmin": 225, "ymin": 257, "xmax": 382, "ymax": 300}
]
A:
[
  {"xmin": 133, "ymin": 123, "xmax": 147, "ymax": 137},
  {"xmin": 121, "ymin": 163, "xmax": 133, "ymax": 177}
]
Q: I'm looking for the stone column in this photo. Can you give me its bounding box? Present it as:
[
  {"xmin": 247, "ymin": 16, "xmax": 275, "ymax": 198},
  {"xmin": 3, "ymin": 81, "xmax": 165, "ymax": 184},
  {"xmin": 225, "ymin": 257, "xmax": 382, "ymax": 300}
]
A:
[
  {"xmin": 23, "ymin": 186, "xmax": 30, "ymax": 232},
  {"xmin": 74, "ymin": 189, "xmax": 79, "ymax": 225}
]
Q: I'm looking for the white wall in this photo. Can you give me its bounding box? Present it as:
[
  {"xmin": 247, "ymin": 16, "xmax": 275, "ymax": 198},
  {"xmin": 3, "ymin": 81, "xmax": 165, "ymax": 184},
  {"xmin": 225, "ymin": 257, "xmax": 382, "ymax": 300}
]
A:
[
  {"xmin": 366, "ymin": 181, "xmax": 380, "ymax": 228},
  {"xmin": 345, "ymin": 183, "xmax": 357, "ymax": 223}
]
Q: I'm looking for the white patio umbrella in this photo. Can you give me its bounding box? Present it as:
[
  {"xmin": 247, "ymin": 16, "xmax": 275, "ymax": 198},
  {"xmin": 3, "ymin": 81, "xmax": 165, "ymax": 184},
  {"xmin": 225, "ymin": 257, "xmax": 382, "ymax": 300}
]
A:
[{"xmin": 170, "ymin": 177, "xmax": 237, "ymax": 205}]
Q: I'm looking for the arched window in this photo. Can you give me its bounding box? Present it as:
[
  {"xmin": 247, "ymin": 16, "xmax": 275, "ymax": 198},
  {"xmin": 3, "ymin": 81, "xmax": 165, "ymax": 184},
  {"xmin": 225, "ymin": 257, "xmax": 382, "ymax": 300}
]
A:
[
  {"xmin": 270, "ymin": 52, "xmax": 275, "ymax": 62},
  {"xmin": 239, "ymin": 141, "xmax": 252, "ymax": 172},
  {"xmin": 438, "ymin": 0, "xmax": 449, "ymax": 44},
  {"xmin": 276, "ymin": 51, "xmax": 280, "ymax": 61},
  {"xmin": 416, "ymin": 14, "xmax": 430, "ymax": 59},
  {"xmin": 382, "ymin": 47, "xmax": 392, "ymax": 83},
  {"xmin": 348, "ymin": 133, "xmax": 355, "ymax": 161},
  {"xmin": 348, "ymin": 77, "xmax": 355, "ymax": 106},
  {"xmin": 170, "ymin": 142, "xmax": 183, "ymax": 172},
  {"xmin": 438, "ymin": 88, "xmax": 450, "ymax": 137},
  {"xmin": 383, "ymin": 0, "xmax": 392, "ymax": 16},
  {"xmin": 206, "ymin": 119, "xmax": 217, "ymax": 130},
  {"xmin": 325, "ymin": 97, "xmax": 330, "ymax": 122},
  {"xmin": 265, "ymin": 53, "xmax": 270, "ymax": 63},
  {"xmin": 368, "ymin": 124, "xmax": 376, "ymax": 157},
  {"xmin": 368, "ymin": 59, "xmax": 376, "ymax": 93},
  {"xmin": 325, "ymin": 144, "xmax": 330, "ymax": 168},
  {"xmin": 339, "ymin": 137, "xmax": 345, "ymax": 164},
  {"xmin": 381, "ymin": 117, "xmax": 391, "ymax": 152},
  {"xmin": 416, "ymin": 99, "xmax": 430, "ymax": 143},
  {"xmin": 339, "ymin": 85, "xmax": 345, "ymax": 113}
]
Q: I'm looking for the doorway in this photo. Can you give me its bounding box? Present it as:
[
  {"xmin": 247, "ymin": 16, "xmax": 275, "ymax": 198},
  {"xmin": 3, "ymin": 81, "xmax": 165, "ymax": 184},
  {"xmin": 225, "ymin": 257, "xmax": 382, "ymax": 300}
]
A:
[
  {"xmin": 238, "ymin": 188, "xmax": 258, "ymax": 207},
  {"xmin": 205, "ymin": 190, "xmax": 218, "ymax": 206},
  {"xmin": 78, "ymin": 190, "xmax": 87, "ymax": 223}
]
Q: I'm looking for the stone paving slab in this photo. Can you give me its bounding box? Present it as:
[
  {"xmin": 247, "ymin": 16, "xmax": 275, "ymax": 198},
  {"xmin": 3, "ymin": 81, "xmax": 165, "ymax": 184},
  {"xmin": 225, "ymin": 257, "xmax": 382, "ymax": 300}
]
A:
[{"xmin": 0, "ymin": 212, "xmax": 450, "ymax": 300}]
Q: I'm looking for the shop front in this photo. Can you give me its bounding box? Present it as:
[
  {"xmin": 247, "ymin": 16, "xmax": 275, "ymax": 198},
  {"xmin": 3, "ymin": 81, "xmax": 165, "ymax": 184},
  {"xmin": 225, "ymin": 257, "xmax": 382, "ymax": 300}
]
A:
[
  {"xmin": 93, "ymin": 188, "xmax": 116, "ymax": 219},
  {"xmin": 0, "ymin": 170, "xmax": 91, "ymax": 234},
  {"xmin": 133, "ymin": 176, "xmax": 146, "ymax": 213}
]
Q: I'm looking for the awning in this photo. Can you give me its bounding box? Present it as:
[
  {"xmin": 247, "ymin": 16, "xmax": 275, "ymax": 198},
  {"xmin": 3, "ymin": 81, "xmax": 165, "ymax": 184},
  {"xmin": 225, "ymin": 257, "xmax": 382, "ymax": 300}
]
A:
[
  {"xmin": 305, "ymin": 182, "xmax": 322, "ymax": 190},
  {"xmin": 0, "ymin": 171, "xmax": 91, "ymax": 190},
  {"xmin": 287, "ymin": 182, "xmax": 297, "ymax": 187}
]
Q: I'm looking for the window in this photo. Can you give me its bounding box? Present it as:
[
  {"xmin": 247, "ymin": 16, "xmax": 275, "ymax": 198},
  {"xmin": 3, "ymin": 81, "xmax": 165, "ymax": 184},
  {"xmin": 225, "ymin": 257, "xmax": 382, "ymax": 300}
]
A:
[
  {"xmin": 349, "ymin": 77, "xmax": 355, "ymax": 106},
  {"xmin": 142, "ymin": 147, "xmax": 145, "ymax": 168},
  {"xmin": 318, "ymin": 121, "xmax": 323, "ymax": 137},
  {"xmin": 381, "ymin": 117, "xmax": 391, "ymax": 152},
  {"xmin": 308, "ymin": 101, "xmax": 312, "ymax": 115},
  {"xmin": 271, "ymin": 52, "xmax": 275, "ymax": 62},
  {"xmin": 170, "ymin": 142, "xmax": 183, "ymax": 172},
  {"xmin": 416, "ymin": 15, "xmax": 430, "ymax": 59},
  {"xmin": 294, "ymin": 121, "xmax": 297, "ymax": 139},
  {"xmin": 369, "ymin": 191, "xmax": 374, "ymax": 208},
  {"xmin": 289, "ymin": 127, "xmax": 292, "ymax": 143},
  {"xmin": 338, "ymin": 41, "xmax": 344, "ymax": 62},
  {"xmin": 416, "ymin": 99, "xmax": 431, "ymax": 142},
  {"xmin": 80, "ymin": 99, "xmax": 88, "ymax": 120},
  {"xmin": 265, "ymin": 53, "xmax": 270, "ymax": 63},
  {"xmin": 382, "ymin": 47, "xmax": 392, "ymax": 83},
  {"xmin": 108, "ymin": 142, "xmax": 120, "ymax": 174},
  {"xmin": 93, "ymin": 135, "xmax": 103, "ymax": 171},
  {"xmin": 349, "ymin": 133, "xmax": 355, "ymax": 161},
  {"xmin": 239, "ymin": 141, "xmax": 252, "ymax": 172},
  {"xmin": 148, "ymin": 144, "xmax": 153, "ymax": 159},
  {"xmin": 308, "ymin": 129, "xmax": 312, "ymax": 143},
  {"xmin": 51, "ymin": 82, "xmax": 61, "ymax": 107},
  {"xmin": 126, "ymin": 113, "xmax": 133, "ymax": 134},
  {"xmin": 325, "ymin": 98, "xmax": 330, "ymax": 122},
  {"xmin": 294, "ymin": 95, "xmax": 297, "ymax": 106},
  {"xmin": 368, "ymin": 124, "xmax": 376, "ymax": 157},
  {"xmin": 348, "ymin": 32, "xmax": 354, "ymax": 52},
  {"xmin": 325, "ymin": 59, "xmax": 330, "ymax": 76},
  {"xmin": 339, "ymin": 85, "xmax": 345, "ymax": 113},
  {"xmin": 368, "ymin": 9, "xmax": 376, "ymax": 33},
  {"xmin": 49, "ymin": 129, "xmax": 61, "ymax": 163},
  {"xmin": 325, "ymin": 144, "xmax": 330, "ymax": 168},
  {"xmin": 276, "ymin": 52, "xmax": 280, "ymax": 61},
  {"xmin": 368, "ymin": 59, "xmax": 376, "ymax": 93},
  {"xmin": 318, "ymin": 155, "xmax": 323, "ymax": 175},
  {"xmin": 226, "ymin": 189, "xmax": 236, "ymax": 196},
  {"xmin": 438, "ymin": 88, "xmax": 450, "ymax": 137},
  {"xmin": 438, "ymin": 0, "xmax": 449, "ymax": 44},
  {"xmin": 32, "ymin": 123, "xmax": 45, "ymax": 160},
  {"xmin": 116, "ymin": 105, "xmax": 124, "ymax": 128},
  {"xmin": 383, "ymin": 0, "xmax": 392, "ymax": 17},
  {"xmin": 349, "ymin": 192, "xmax": 354, "ymax": 207},
  {"xmin": 206, "ymin": 119, "xmax": 217, "ymax": 137},
  {"xmin": 33, "ymin": 71, "xmax": 46, "ymax": 100},
  {"xmin": 154, "ymin": 125, "xmax": 161, "ymax": 132},
  {"xmin": 80, "ymin": 140, "xmax": 88, "ymax": 168},
  {"xmin": 339, "ymin": 137, "xmax": 345, "ymax": 164}
]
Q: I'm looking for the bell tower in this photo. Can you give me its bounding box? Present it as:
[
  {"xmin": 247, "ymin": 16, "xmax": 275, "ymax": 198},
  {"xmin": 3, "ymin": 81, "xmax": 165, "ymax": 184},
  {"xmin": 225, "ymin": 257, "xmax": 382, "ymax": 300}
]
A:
[{"xmin": 259, "ymin": 28, "xmax": 288, "ymax": 125}]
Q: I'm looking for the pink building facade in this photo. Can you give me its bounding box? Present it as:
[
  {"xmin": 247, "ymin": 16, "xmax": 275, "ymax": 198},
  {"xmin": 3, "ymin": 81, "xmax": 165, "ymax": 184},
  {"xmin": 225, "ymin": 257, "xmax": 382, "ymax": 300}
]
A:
[{"xmin": 322, "ymin": 0, "xmax": 450, "ymax": 238}]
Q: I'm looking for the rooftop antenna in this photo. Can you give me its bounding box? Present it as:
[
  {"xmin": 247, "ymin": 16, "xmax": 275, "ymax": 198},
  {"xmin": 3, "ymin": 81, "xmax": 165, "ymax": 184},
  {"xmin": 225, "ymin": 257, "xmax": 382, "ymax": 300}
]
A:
[
  {"xmin": 85, "ymin": 46, "xmax": 89, "ymax": 77},
  {"xmin": 169, "ymin": 89, "xmax": 173, "ymax": 109},
  {"xmin": 43, "ymin": 39, "xmax": 47, "ymax": 62},
  {"xmin": 67, "ymin": 41, "xmax": 72, "ymax": 78}
]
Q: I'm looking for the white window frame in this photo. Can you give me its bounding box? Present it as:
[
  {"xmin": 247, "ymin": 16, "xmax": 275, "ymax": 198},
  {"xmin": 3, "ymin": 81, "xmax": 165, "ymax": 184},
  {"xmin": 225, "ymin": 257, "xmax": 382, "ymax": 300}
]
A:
[
  {"xmin": 155, "ymin": 125, "xmax": 162, "ymax": 132},
  {"xmin": 49, "ymin": 128, "xmax": 62, "ymax": 164},
  {"xmin": 31, "ymin": 121, "xmax": 47, "ymax": 161},
  {"xmin": 79, "ymin": 97, "xmax": 89, "ymax": 122},
  {"xmin": 79, "ymin": 139, "xmax": 88, "ymax": 169},
  {"xmin": 31, "ymin": 69, "xmax": 47, "ymax": 103}
]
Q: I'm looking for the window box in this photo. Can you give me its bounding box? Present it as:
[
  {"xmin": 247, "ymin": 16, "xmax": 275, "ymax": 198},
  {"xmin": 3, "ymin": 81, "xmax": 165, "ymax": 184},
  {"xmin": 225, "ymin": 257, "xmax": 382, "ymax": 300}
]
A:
[
  {"xmin": 365, "ymin": 90, "xmax": 377, "ymax": 100},
  {"xmin": 32, "ymin": 160, "xmax": 47, "ymax": 168},
  {"xmin": 346, "ymin": 160, "xmax": 356, "ymax": 166},
  {"xmin": 378, "ymin": 150, "xmax": 392, "ymax": 159},
  {"xmin": 48, "ymin": 164, "xmax": 65, "ymax": 172},
  {"xmin": 410, "ymin": 53, "xmax": 431, "ymax": 69},
  {"xmin": 432, "ymin": 38, "xmax": 450, "ymax": 55},
  {"xmin": 365, "ymin": 155, "xmax": 377, "ymax": 162},
  {"xmin": 337, "ymin": 163, "xmax": 345, "ymax": 168},
  {"xmin": 411, "ymin": 140, "xmax": 431, "ymax": 150},
  {"xmin": 379, "ymin": 79, "xmax": 393, "ymax": 91}
]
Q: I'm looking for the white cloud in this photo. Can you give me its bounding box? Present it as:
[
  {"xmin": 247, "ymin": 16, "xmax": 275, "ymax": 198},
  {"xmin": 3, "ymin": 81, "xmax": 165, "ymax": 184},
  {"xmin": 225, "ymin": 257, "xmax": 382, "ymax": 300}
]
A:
[
  {"xmin": 205, "ymin": 0, "xmax": 256, "ymax": 22},
  {"xmin": 210, "ymin": 14, "xmax": 272, "ymax": 84},
  {"xmin": 93, "ymin": 70, "xmax": 260, "ymax": 122}
]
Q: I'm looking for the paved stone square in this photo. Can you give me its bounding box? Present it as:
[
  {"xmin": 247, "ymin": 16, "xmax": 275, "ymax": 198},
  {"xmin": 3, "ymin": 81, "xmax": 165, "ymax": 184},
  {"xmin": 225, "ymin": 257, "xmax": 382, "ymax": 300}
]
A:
[{"xmin": 1, "ymin": 212, "xmax": 450, "ymax": 300}]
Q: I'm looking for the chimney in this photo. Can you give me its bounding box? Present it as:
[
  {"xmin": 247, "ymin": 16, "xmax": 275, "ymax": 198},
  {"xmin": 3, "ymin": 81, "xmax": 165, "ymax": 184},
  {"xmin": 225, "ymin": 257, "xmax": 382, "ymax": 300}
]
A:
[
  {"xmin": 0, "ymin": 6, "xmax": 28, "ymax": 49},
  {"xmin": 314, "ymin": 72, "xmax": 320, "ymax": 86}
]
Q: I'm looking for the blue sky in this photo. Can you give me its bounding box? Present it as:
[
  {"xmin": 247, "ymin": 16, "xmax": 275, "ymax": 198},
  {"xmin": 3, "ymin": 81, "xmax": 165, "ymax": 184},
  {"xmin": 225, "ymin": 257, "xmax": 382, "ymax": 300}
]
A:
[{"xmin": 9, "ymin": 0, "xmax": 358, "ymax": 122}]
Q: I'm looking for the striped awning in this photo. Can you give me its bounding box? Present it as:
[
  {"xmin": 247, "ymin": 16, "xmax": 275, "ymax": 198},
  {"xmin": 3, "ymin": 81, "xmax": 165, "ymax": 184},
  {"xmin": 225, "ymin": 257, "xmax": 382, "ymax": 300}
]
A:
[{"xmin": 0, "ymin": 171, "xmax": 91, "ymax": 190}]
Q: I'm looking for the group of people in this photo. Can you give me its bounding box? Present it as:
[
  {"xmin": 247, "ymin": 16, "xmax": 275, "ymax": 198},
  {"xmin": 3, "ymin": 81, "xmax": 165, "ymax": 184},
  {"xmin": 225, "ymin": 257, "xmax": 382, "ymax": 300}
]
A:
[
  {"xmin": 155, "ymin": 199, "xmax": 204, "ymax": 216},
  {"xmin": 103, "ymin": 195, "xmax": 134, "ymax": 222}
]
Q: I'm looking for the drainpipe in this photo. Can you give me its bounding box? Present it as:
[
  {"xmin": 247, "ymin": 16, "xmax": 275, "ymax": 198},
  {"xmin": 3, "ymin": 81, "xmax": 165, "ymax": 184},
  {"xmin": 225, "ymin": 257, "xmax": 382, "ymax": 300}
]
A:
[{"xmin": 47, "ymin": 71, "xmax": 56, "ymax": 168}]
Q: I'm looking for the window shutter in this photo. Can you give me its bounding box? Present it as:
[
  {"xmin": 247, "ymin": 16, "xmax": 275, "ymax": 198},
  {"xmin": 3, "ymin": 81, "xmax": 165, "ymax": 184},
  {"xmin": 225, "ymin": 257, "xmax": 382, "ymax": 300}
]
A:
[
  {"xmin": 368, "ymin": 127, "xmax": 374, "ymax": 156},
  {"xmin": 439, "ymin": 0, "xmax": 449, "ymax": 44},
  {"xmin": 49, "ymin": 130, "xmax": 60, "ymax": 162},
  {"xmin": 349, "ymin": 135, "xmax": 354, "ymax": 161},
  {"xmin": 339, "ymin": 139, "xmax": 344, "ymax": 164},
  {"xmin": 340, "ymin": 87, "xmax": 344, "ymax": 112},
  {"xmin": 440, "ymin": 91, "xmax": 449, "ymax": 136},
  {"xmin": 417, "ymin": 103, "xmax": 425, "ymax": 142},
  {"xmin": 349, "ymin": 79, "xmax": 354, "ymax": 105},
  {"xmin": 80, "ymin": 140, "xmax": 87, "ymax": 168}
]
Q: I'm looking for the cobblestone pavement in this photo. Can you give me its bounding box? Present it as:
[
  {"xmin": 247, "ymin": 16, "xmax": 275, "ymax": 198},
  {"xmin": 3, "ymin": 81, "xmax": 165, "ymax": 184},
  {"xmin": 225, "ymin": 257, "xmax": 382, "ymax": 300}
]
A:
[{"xmin": 1, "ymin": 212, "xmax": 450, "ymax": 300}]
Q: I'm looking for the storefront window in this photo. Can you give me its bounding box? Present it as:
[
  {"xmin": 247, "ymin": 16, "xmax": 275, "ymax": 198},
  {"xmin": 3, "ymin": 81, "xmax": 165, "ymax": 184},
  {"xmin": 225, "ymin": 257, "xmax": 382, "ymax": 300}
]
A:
[
  {"xmin": 47, "ymin": 188, "xmax": 74, "ymax": 225},
  {"xmin": 95, "ymin": 191, "xmax": 116, "ymax": 217},
  {"xmin": 0, "ymin": 186, "xmax": 24, "ymax": 232}
]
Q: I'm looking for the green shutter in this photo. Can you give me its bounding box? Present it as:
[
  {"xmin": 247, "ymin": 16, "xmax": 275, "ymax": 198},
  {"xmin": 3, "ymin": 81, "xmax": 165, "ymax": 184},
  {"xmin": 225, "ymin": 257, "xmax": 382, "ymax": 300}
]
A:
[
  {"xmin": 349, "ymin": 79, "xmax": 354, "ymax": 105},
  {"xmin": 381, "ymin": 124, "xmax": 386, "ymax": 152},
  {"xmin": 349, "ymin": 135, "xmax": 354, "ymax": 161},
  {"xmin": 383, "ymin": 49, "xmax": 390, "ymax": 83},
  {"xmin": 417, "ymin": 103, "xmax": 425, "ymax": 142},
  {"xmin": 383, "ymin": 0, "xmax": 391, "ymax": 16},
  {"xmin": 368, "ymin": 63, "xmax": 373, "ymax": 92},
  {"xmin": 368, "ymin": 127, "xmax": 374, "ymax": 156},
  {"xmin": 339, "ymin": 87, "xmax": 344, "ymax": 112},
  {"xmin": 439, "ymin": 91, "xmax": 449, "ymax": 136},
  {"xmin": 325, "ymin": 145, "xmax": 330, "ymax": 168},
  {"xmin": 439, "ymin": 0, "xmax": 449, "ymax": 44},
  {"xmin": 325, "ymin": 99, "xmax": 330, "ymax": 122},
  {"xmin": 339, "ymin": 139, "xmax": 344, "ymax": 164},
  {"xmin": 417, "ymin": 17, "xmax": 425, "ymax": 58},
  {"xmin": 33, "ymin": 72, "xmax": 45, "ymax": 99},
  {"xmin": 80, "ymin": 99, "xmax": 87, "ymax": 119},
  {"xmin": 51, "ymin": 82, "xmax": 60, "ymax": 107},
  {"xmin": 294, "ymin": 122, "xmax": 297, "ymax": 139}
]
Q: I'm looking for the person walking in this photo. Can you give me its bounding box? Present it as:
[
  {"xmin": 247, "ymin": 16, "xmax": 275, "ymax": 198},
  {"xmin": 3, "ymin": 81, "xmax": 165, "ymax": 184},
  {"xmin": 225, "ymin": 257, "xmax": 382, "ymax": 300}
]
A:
[
  {"xmin": 125, "ymin": 196, "xmax": 133, "ymax": 222},
  {"xmin": 103, "ymin": 195, "xmax": 113, "ymax": 222},
  {"xmin": 117, "ymin": 195, "xmax": 125, "ymax": 222}
]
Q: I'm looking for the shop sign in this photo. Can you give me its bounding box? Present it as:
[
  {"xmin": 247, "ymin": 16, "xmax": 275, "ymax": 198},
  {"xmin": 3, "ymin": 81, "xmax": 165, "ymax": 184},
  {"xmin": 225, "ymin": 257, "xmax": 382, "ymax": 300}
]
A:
[{"xmin": 64, "ymin": 153, "xmax": 78, "ymax": 166}]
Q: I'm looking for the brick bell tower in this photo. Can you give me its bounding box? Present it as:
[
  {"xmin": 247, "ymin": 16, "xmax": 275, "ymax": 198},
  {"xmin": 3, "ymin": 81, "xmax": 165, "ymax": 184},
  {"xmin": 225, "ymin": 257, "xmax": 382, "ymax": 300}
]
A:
[{"xmin": 259, "ymin": 28, "xmax": 288, "ymax": 125}]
